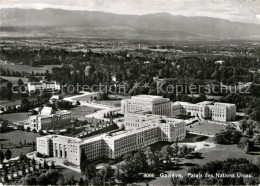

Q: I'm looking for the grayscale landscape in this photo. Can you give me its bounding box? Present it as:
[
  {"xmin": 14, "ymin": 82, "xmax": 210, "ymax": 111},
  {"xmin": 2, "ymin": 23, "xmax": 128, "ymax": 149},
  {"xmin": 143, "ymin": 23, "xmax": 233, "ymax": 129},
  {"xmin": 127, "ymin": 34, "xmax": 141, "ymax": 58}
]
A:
[{"xmin": 1, "ymin": 0, "xmax": 260, "ymax": 185}]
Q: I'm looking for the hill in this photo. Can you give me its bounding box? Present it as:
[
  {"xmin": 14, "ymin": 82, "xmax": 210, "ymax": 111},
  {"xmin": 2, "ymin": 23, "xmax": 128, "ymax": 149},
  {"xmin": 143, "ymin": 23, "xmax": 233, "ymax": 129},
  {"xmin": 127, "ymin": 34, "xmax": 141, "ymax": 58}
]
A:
[{"xmin": 1, "ymin": 8, "xmax": 260, "ymax": 40}]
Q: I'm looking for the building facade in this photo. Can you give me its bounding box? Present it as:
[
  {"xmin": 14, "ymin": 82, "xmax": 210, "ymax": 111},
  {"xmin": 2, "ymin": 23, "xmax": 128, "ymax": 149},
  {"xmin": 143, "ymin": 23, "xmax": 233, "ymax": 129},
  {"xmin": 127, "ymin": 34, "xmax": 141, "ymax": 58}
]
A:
[
  {"xmin": 28, "ymin": 107, "xmax": 71, "ymax": 131},
  {"xmin": 208, "ymin": 102, "xmax": 237, "ymax": 122},
  {"xmin": 124, "ymin": 112, "xmax": 186, "ymax": 141},
  {"xmin": 37, "ymin": 113, "xmax": 186, "ymax": 165},
  {"xmin": 27, "ymin": 80, "xmax": 60, "ymax": 92},
  {"xmin": 171, "ymin": 101, "xmax": 236, "ymax": 122},
  {"xmin": 121, "ymin": 95, "xmax": 171, "ymax": 116}
]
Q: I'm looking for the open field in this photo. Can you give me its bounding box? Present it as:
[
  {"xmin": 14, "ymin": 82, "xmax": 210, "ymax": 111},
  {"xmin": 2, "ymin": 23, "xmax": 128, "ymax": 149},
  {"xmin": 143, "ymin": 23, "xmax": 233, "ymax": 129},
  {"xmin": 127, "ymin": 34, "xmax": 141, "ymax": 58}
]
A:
[
  {"xmin": 1, "ymin": 146, "xmax": 34, "ymax": 158},
  {"xmin": 0, "ymin": 76, "xmax": 29, "ymax": 85},
  {"xmin": 0, "ymin": 112, "xmax": 30, "ymax": 122},
  {"xmin": 0, "ymin": 92, "xmax": 41, "ymax": 107},
  {"xmin": 186, "ymin": 120, "xmax": 227, "ymax": 136},
  {"xmin": 0, "ymin": 62, "xmax": 62, "ymax": 74},
  {"xmin": 0, "ymin": 130, "xmax": 40, "ymax": 158},
  {"xmin": 96, "ymin": 100, "xmax": 121, "ymax": 107},
  {"xmin": 0, "ymin": 130, "xmax": 40, "ymax": 145},
  {"xmin": 56, "ymin": 166, "xmax": 82, "ymax": 181},
  {"xmin": 70, "ymin": 106, "xmax": 98, "ymax": 120},
  {"xmin": 0, "ymin": 99, "xmax": 23, "ymax": 106}
]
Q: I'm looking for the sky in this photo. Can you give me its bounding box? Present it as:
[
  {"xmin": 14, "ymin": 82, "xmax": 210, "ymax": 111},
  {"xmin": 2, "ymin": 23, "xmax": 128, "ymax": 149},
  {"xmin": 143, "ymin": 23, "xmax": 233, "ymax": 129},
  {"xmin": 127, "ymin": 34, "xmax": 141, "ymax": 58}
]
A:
[{"xmin": 0, "ymin": 0, "xmax": 260, "ymax": 24}]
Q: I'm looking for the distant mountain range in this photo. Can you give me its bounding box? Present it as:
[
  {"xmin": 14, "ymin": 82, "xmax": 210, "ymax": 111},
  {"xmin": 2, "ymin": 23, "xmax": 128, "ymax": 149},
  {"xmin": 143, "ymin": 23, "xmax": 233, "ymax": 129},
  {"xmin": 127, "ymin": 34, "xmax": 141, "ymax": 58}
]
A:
[{"xmin": 1, "ymin": 8, "xmax": 260, "ymax": 40}]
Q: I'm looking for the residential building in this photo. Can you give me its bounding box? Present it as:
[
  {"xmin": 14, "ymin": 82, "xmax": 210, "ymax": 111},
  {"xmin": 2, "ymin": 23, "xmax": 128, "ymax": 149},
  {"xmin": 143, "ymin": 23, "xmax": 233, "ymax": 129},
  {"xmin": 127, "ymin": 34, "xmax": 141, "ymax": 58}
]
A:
[
  {"xmin": 27, "ymin": 80, "xmax": 60, "ymax": 92},
  {"xmin": 121, "ymin": 95, "xmax": 171, "ymax": 115}
]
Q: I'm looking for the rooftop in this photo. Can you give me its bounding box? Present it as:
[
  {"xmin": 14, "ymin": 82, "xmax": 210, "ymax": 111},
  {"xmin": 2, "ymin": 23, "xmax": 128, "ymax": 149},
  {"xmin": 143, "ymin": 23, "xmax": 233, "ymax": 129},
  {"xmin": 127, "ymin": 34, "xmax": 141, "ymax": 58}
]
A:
[
  {"xmin": 40, "ymin": 106, "xmax": 53, "ymax": 115},
  {"xmin": 212, "ymin": 102, "xmax": 236, "ymax": 107},
  {"xmin": 38, "ymin": 134, "xmax": 104, "ymax": 145},
  {"xmin": 51, "ymin": 135, "xmax": 82, "ymax": 143},
  {"xmin": 82, "ymin": 135, "xmax": 104, "ymax": 144},
  {"xmin": 129, "ymin": 95, "xmax": 169, "ymax": 102},
  {"xmin": 197, "ymin": 101, "xmax": 214, "ymax": 105},
  {"xmin": 104, "ymin": 125, "xmax": 159, "ymax": 140}
]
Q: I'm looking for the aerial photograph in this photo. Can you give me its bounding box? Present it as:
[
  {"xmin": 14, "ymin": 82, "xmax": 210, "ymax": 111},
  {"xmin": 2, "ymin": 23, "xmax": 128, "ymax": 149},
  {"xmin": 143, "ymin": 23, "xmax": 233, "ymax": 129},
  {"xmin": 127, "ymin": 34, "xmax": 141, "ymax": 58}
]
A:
[{"xmin": 0, "ymin": 0, "xmax": 260, "ymax": 185}]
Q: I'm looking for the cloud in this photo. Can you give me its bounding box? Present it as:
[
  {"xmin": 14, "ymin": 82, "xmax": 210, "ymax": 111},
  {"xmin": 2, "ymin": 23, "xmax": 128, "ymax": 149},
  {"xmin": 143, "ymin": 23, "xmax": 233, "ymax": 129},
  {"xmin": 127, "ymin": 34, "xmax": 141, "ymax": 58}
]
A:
[{"xmin": 0, "ymin": 0, "xmax": 260, "ymax": 24}]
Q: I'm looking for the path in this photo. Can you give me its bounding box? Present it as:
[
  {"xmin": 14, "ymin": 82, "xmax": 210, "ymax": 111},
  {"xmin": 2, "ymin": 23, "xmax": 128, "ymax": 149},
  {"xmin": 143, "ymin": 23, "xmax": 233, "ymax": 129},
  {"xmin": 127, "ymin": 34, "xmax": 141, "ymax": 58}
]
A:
[{"xmin": 187, "ymin": 131, "xmax": 214, "ymax": 137}]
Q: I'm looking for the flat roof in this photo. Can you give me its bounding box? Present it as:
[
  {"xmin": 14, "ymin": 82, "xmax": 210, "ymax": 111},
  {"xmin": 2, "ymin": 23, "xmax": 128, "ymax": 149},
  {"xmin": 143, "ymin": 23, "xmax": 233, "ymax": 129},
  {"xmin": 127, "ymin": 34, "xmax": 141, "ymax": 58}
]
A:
[
  {"xmin": 81, "ymin": 135, "xmax": 104, "ymax": 144},
  {"xmin": 197, "ymin": 101, "xmax": 214, "ymax": 105},
  {"xmin": 172, "ymin": 101, "xmax": 193, "ymax": 105},
  {"xmin": 104, "ymin": 125, "xmax": 158, "ymax": 140},
  {"xmin": 212, "ymin": 102, "xmax": 236, "ymax": 107},
  {"xmin": 130, "ymin": 95, "xmax": 168, "ymax": 102},
  {"xmin": 52, "ymin": 135, "xmax": 82, "ymax": 143}
]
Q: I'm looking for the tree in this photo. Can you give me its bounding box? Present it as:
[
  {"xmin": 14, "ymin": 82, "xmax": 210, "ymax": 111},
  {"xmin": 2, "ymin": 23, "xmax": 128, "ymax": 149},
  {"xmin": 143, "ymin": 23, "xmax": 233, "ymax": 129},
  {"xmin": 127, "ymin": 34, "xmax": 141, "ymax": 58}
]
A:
[
  {"xmin": 80, "ymin": 150, "xmax": 94, "ymax": 179},
  {"xmin": 51, "ymin": 161, "xmax": 55, "ymax": 169},
  {"xmin": 173, "ymin": 140, "xmax": 179, "ymax": 159},
  {"xmin": 179, "ymin": 145, "xmax": 194, "ymax": 158},
  {"xmin": 0, "ymin": 150, "xmax": 4, "ymax": 163},
  {"xmin": 31, "ymin": 158, "xmax": 36, "ymax": 166},
  {"xmin": 31, "ymin": 110, "xmax": 38, "ymax": 115},
  {"xmin": 39, "ymin": 130, "xmax": 44, "ymax": 135},
  {"xmin": 17, "ymin": 78, "xmax": 24, "ymax": 87},
  {"xmin": 78, "ymin": 177, "xmax": 85, "ymax": 186},
  {"xmin": 239, "ymin": 119, "xmax": 247, "ymax": 133},
  {"xmin": 5, "ymin": 149, "xmax": 12, "ymax": 160},
  {"xmin": 80, "ymin": 150, "xmax": 87, "ymax": 173},
  {"xmin": 3, "ymin": 171, "xmax": 9, "ymax": 182},
  {"xmin": 19, "ymin": 153, "xmax": 27, "ymax": 163},
  {"xmin": 22, "ymin": 163, "xmax": 26, "ymax": 176},
  {"xmin": 214, "ymin": 127, "xmax": 242, "ymax": 144},
  {"xmin": 43, "ymin": 159, "xmax": 49, "ymax": 169},
  {"xmin": 231, "ymin": 130, "xmax": 243, "ymax": 144},
  {"xmin": 32, "ymin": 141, "xmax": 35, "ymax": 151},
  {"xmin": 21, "ymin": 98, "xmax": 30, "ymax": 110},
  {"xmin": 38, "ymin": 162, "xmax": 42, "ymax": 169}
]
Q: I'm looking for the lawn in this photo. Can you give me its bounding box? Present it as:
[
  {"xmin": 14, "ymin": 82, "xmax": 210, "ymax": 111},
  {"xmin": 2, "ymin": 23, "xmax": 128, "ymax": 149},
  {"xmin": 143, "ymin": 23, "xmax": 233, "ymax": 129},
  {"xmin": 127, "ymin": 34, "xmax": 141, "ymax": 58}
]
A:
[
  {"xmin": 0, "ymin": 112, "xmax": 30, "ymax": 122},
  {"xmin": 181, "ymin": 133, "xmax": 208, "ymax": 143},
  {"xmin": 0, "ymin": 92, "xmax": 40, "ymax": 107},
  {"xmin": 70, "ymin": 106, "xmax": 98, "ymax": 120},
  {"xmin": 1, "ymin": 76, "xmax": 29, "ymax": 85},
  {"xmin": 0, "ymin": 99, "xmax": 22, "ymax": 107},
  {"xmin": 0, "ymin": 130, "xmax": 40, "ymax": 145},
  {"xmin": 56, "ymin": 166, "xmax": 82, "ymax": 181},
  {"xmin": 0, "ymin": 130, "xmax": 40, "ymax": 158},
  {"xmin": 0, "ymin": 63, "xmax": 62, "ymax": 73},
  {"xmin": 186, "ymin": 121, "xmax": 227, "ymax": 136},
  {"xmin": 147, "ymin": 138, "xmax": 259, "ymax": 186},
  {"xmin": 96, "ymin": 100, "xmax": 121, "ymax": 107}
]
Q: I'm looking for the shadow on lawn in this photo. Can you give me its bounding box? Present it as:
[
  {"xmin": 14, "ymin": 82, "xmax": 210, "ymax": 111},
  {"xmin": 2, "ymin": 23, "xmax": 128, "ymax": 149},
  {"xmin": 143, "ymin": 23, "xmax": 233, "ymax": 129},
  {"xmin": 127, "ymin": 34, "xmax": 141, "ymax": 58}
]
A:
[
  {"xmin": 0, "ymin": 138, "xmax": 8, "ymax": 142},
  {"xmin": 183, "ymin": 152, "xmax": 204, "ymax": 160}
]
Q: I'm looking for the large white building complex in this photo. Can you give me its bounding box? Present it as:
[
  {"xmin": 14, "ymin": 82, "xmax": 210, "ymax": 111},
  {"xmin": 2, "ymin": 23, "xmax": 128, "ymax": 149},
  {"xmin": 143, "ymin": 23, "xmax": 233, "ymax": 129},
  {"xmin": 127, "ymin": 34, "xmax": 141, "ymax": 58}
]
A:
[
  {"xmin": 27, "ymin": 80, "xmax": 60, "ymax": 92},
  {"xmin": 121, "ymin": 95, "xmax": 171, "ymax": 116},
  {"xmin": 37, "ymin": 112, "xmax": 186, "ymax": 165},
  {"xmin": 172, "ymin": 101, "xmax": 236, "ymax": 122},
  {"xmin": 36, "ymin": 94, "xmax": 236, "ymax": 167},
  {"xmin": 27, "ymin": 107, "xmax": 71, "ymax": 131},
  {"xmin": 124, "ymin": 112, "xmax": 186, "ymax": 141}
]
